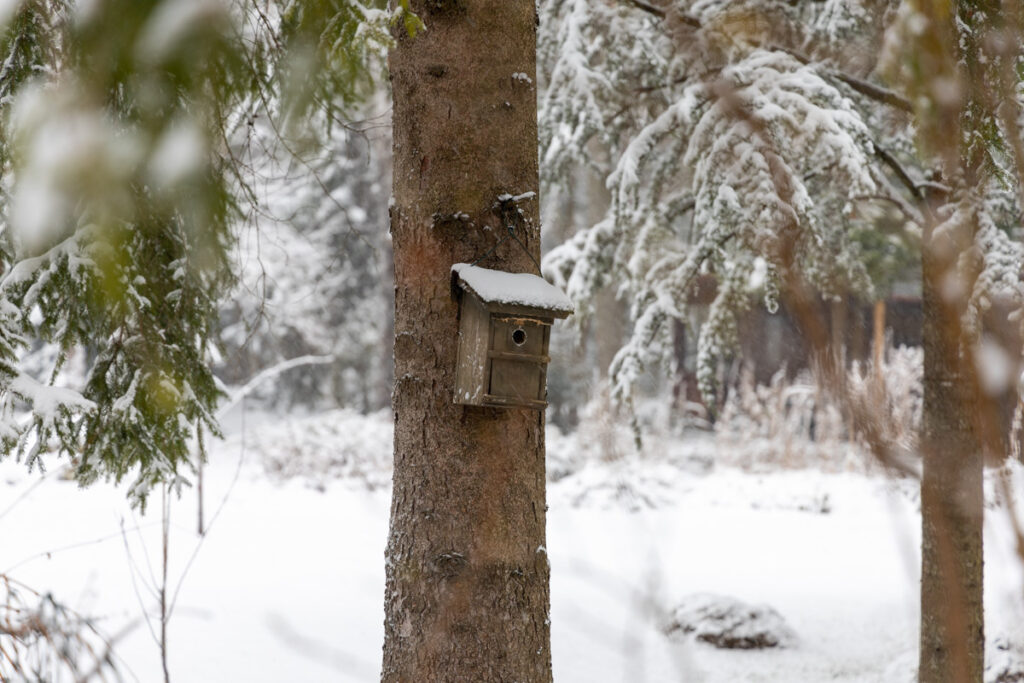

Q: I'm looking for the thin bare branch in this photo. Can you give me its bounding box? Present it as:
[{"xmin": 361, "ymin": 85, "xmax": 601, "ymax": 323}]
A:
[
  {"xmin": 874, "ymin": 144, "xmax": 924, "ymax": 200},
  {"xmin": 621, "ymin": 0, "xmax": 665, "ymax": 19}
]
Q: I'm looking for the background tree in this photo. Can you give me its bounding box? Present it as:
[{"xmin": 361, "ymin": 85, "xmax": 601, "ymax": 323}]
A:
[
  {"xmin": 218, "ymin": 109, "xmax": 393, "ymax": 413},
  {"xmin": 383, "ymin": 0, "xmax": 553, "ymax": 679},
  {"xmin": 0, "ymin": 0, "xmax": 398, "ymax": 505},
  {"xmin": 0, "ymin": 1, "xmax": 402, "ymax": 677},
  {"xmin": 883, "ymin": 3, "xmax": 1024, "ymax": 680}
]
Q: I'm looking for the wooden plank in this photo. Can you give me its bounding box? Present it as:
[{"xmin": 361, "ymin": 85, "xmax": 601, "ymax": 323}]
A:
[
  {"xmin": 482, "ymin": 394, "xmax": 547, "ymax": 410},
  {"xmin": 454, "ymin": 293, "xmax": 492, "ymax": 406},
  {"xmin": 487, "ymin": 350, "xmax": 550, "ymax": 363},
  {"xmin": 489, "ymin": 358, "xmax": 544, "ymax": 405}
]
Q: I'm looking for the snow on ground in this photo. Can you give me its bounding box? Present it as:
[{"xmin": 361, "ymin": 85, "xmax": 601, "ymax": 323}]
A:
[{"xmin": 1, "ymin": 408, "xmax": 1022, "ymax": 682}]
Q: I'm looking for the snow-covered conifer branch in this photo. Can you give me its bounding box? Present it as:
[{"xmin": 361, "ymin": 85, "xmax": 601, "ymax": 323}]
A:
[
  {"xmin": 539, "ymin": 0, "xmax": 922, "ymax": 404},
  {"xmin": 0, "ymin": 0, "xmax": 392, "ymax": 506}
]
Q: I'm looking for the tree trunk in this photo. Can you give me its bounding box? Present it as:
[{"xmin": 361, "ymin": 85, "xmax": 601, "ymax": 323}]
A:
[
  {"xmin": 918, "ymin": 228, "xmax": 985, "ymax": 683},
  {"xmin": 382, "ymin": 1, "xmax": 553, "ymax": 681}
]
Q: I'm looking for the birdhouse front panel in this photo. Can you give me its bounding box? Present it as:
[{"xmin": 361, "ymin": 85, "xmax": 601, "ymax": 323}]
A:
[
  {"xmin": 486, "ymin": 315, "xmax": 550, "ymax": 409},
  {"xmin": 451, "ymin": 264, "xmax": 573, "ymax": 411},
  {"xmin": 492, "ymin": 316, "xmax": 548, "ymax": 357},
  {"xmin": 488, "ymin": 357, "xmax": 545, "ymax": 407}
]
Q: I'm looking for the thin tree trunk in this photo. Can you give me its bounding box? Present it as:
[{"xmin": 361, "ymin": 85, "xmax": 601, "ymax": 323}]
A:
[
  {"xmin": 871, "ymin": 299, "xmax": 885, "ymax": 406},
  {"xmin": 872, "ymin": 299, "xmax": 885, "ymax": 375},
  {"xmin": 382, "ymin": 1, "xmax": 553, "ymax": 680},
  {"xmin": 918, "ymin": 223, "xmax": 985, "ymax": 683}
]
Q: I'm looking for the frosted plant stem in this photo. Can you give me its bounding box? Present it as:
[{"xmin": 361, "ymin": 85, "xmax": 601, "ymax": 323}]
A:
[
  {"xmin": 197, "ymin": 458, "xmax": 204, "ymax": 536},
  {"xmin": 160, "ymin": 484, "xmax": 171, "ymax": 683}
]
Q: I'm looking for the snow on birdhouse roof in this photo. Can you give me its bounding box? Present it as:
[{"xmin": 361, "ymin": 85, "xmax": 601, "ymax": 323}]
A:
[{"xmin": 451, "ymin": 263, "xmax": 574, "ymax": 316}]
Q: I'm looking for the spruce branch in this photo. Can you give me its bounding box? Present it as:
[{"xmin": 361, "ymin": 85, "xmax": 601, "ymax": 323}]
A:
[
  {"xmin": 774, "ymin": 46, "xmax": 913, "ymax": 113},
  {"xmin": 617, "ymin": 1, "xmax": 914, "ymax": 113}
]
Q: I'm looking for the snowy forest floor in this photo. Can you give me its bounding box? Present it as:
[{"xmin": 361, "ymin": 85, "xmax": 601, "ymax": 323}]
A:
[{"xmin": 2, "ymin": 406, "xmax": 1023, "ymax": 683}]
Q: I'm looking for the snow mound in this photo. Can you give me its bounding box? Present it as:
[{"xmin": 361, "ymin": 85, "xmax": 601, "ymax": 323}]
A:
[
  {"xmin": 664, "ymin": 593, "xmax": 797, "ymax": 650},
  {"xmin": 988, "ymin": 635, "xmax": 1024, "ymax": 683},
  {"xmin": 881, "ymin": 651, "xmax": 916, "ymax": 683}
]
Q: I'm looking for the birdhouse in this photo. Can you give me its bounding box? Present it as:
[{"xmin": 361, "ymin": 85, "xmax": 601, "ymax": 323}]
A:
[{"xmin": 451, "ymin": 263, "xmax": 574, "ymax": 410}]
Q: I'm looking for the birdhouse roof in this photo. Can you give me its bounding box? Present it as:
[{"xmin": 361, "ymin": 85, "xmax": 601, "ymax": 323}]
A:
[{"xmin": 451, "ymin": 264, "xmax": 574, "ymax": 318}]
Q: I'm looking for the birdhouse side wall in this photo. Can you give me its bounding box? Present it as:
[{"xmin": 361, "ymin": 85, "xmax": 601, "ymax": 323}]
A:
[{"xmin": 454, "ymin": 293, "xmax": 492, "ymax": 405}]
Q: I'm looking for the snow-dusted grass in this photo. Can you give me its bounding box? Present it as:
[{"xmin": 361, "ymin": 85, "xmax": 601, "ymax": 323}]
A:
[
  {"xmin": 715, "ymin": 346, "xmax": 924, "ymax": 473},
  {"xmin": 1, "ymin": 407, "xmax": 1022, "ymax": 682}
]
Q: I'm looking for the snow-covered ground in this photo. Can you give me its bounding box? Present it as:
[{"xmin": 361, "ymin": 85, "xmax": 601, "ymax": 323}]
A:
[{"xmin": 1, "ymin": 408, "xmax": 1022, "ymax": 682}]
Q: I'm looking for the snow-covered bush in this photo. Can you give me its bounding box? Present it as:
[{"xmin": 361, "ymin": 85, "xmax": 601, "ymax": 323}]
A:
[
  {"xmin": 716, "ymin": 345, "xmax": 922, "ymax": 471},
  {"xmin": 848, "ymin": 344, "xmax": 922, "ymax": 455},
  {"xmin": 716, "ymin": 365, "xmax": 856, "ymax": 470},
  {"xmin": 663, "ymin": 593, "xmax": 797, "ymax": 650},
  {"xmin": 987, "ymin": 634, "xmax": 1024, "ymax": 683},
  {"xmin": 229, "ymin": 408, "xmax": 393, "ymax": 490},
  {"xmin": 545, "ymin": 384, "xmax": 717, "ymax": 509}
]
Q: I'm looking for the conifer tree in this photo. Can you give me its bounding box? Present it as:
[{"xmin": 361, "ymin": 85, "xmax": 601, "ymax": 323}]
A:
[
  {"xmin": 384, "ymin": 0, "xmax": 553, "ymax": 679},
  {"xmin": 0, "ymin": 0, "xmax": 399, "ymax": 505}
]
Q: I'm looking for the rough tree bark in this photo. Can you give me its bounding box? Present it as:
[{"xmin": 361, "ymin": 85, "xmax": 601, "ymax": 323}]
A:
[
  {"xmin": 382, "ymin": 1, "xmax": 553, "ymax": 681},
  {"xmin": 918, "ymin": 223, "xmax": 985, "ymax": 683}
]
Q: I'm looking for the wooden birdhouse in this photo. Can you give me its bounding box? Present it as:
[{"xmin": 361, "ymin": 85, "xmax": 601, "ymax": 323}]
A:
[{"xmin": 451, "ymin": 263, "xmax": 574, "ymax": 410}]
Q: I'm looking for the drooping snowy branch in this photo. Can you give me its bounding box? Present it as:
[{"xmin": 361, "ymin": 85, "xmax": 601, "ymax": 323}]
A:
[{"xmin": 539, "ymin": 0, "xmax": 978, "ymax": 404}]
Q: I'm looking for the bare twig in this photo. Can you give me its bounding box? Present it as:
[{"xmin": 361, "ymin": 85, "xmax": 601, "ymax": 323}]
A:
[
  {"xmin": 874, "ymin": 145, "xmax": 925, "ymax": 200},
  {"xmin": 5, "ymin": 523, "xmax": 158, "ymax": 575},
  {"xmin": 0, "ymin": 573, "xmax": 127, "ymax": 681}
]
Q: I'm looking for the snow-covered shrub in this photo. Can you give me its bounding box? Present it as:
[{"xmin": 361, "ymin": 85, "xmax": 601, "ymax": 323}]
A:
[
  {"xmin": 716, "ymin": 345, "xmax": 922, "ymax": 471},
  {"xmin": 716, "ymin": 366, "xmax": 857, "ymax": 470},
  {"xmin": 663, "ymin": 593, "xmax": 797, "ymax": 650},
  {"xmin": 547, "ymin": 382, "xmax": 647, "ymax": 472},
  {"xmin": 233, "ymin": 409, "xmax": 393, "ymax": 490},
  {"xmin": 546, "ymin": 384, "xmax": 715, "ymax": 509},
  {"xmin": 848, "ymin": 345, "xmax": 922, "ymax": 456}
]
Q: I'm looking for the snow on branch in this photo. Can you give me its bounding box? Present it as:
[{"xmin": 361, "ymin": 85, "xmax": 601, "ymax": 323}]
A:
[{"xmin": 541, "ymin": 5, "xmax": 889, "ymax": 402}]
